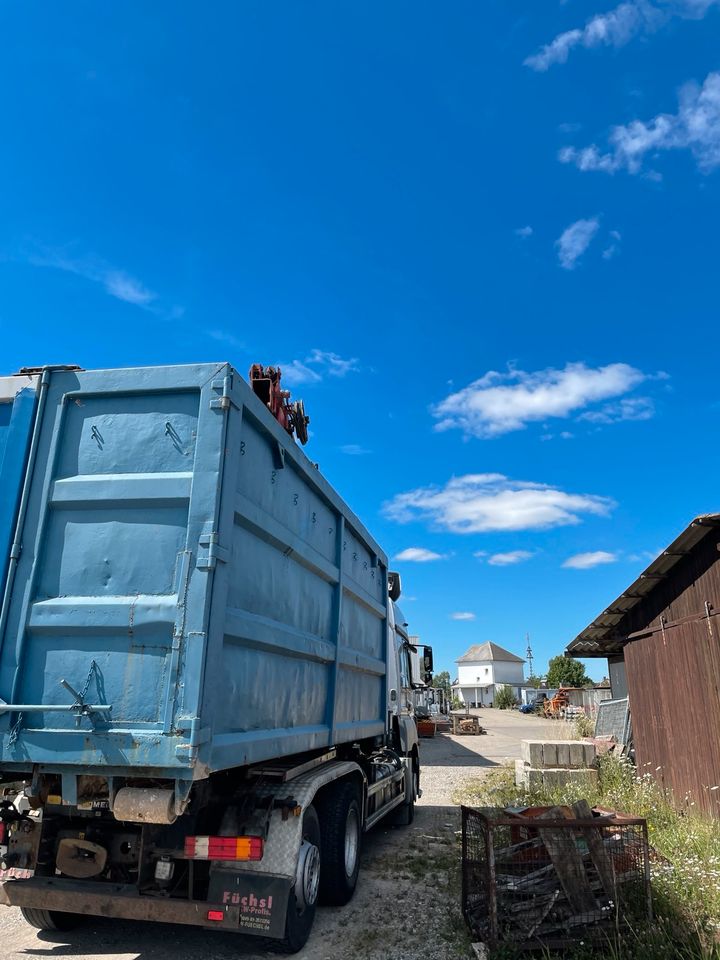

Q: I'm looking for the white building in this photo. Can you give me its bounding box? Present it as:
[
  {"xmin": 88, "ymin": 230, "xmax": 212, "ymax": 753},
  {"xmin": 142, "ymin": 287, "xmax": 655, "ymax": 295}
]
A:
[{"xmin": 452, "ymin": 642, "xmax": 526, "ymax": 707}]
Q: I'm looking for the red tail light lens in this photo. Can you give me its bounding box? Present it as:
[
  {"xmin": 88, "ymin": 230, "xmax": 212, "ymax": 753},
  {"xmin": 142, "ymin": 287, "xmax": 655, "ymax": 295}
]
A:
[
  {"xmin": 207, "ymin": 910, "xmax": 224, "ymax": 922},
  {"xmin": 184, "ymin": 835, "xmax": 264, "ymax": 861}
]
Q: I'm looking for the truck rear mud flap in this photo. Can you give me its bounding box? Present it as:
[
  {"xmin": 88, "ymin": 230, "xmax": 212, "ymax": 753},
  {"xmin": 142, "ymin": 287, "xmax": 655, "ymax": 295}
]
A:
[
  {"xmin": 209, "ymin": 870, "xmax": 291, "ymax": 937},
  {"xmin": 0, "ymin": 874, "xmax": 292, "ymax": 937}
]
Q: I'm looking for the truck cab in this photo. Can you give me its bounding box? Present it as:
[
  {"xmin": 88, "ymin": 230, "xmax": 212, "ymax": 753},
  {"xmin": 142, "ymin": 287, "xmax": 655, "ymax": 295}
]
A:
[{"xmin": 385, "ymin": 575, "xmax": 427, "ymax": 818}]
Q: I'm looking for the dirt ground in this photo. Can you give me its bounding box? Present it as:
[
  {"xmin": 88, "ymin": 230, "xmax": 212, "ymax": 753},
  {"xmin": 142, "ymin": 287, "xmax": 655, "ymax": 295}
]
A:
[{"xmin": 0, "ymin": 710, "xmax": 565, "ymax": 960}]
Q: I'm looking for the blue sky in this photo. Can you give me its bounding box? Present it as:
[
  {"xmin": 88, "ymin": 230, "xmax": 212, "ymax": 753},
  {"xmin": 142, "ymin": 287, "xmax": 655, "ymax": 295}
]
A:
[{"xmin": 2, "ymin": 1, "xmax": 719, "ymax": 680}]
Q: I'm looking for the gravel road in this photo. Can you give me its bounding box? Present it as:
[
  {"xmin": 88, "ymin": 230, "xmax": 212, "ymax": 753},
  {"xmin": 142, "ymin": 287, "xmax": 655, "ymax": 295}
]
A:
[{"xmin": 0, "ymin": 710, "xmax": 564, "ymax": 960}]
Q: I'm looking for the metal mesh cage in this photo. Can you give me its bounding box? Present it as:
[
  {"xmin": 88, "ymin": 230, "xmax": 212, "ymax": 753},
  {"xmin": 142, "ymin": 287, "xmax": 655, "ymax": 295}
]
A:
[{"xmin": 462, "ymin": 805, "xmax": 652, "ymax": 950}]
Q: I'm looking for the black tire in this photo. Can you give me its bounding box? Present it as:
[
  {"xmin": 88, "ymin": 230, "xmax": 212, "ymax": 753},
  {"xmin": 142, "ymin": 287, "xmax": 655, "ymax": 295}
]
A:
[
  {"xmin": 393, "ymin": 760, "xmax": 418, "ymax": 826},
  {"xmin": 318, "ymin": 782, "xmax": 361, "ymax": 906},
  {"xmin": 20, "ymin": 907, "xmax": 80, "ymax": 932},
  {"xmin": 277, "ymin": 805, "xmax": 321, "ymax": 954}
]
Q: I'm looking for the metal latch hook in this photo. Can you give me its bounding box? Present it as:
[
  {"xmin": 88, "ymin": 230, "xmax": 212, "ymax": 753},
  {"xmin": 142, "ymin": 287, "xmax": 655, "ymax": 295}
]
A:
[{"xmin": 59, "ymin": 660, "xmax": 111, "ymax": 727}]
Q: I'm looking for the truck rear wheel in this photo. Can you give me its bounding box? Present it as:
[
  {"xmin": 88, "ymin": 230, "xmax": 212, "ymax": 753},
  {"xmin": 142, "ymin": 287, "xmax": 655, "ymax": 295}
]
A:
[
  {"xmin": 318, "ymin": 781, "xmax": 361, "ymax": 906},
  {"xmin": 277, "ymin": 804, "xmax": 321, "ymax": 953},
  {"xmin": 20, "ymin": 907, "xmax": 80, "ymax": 932}
]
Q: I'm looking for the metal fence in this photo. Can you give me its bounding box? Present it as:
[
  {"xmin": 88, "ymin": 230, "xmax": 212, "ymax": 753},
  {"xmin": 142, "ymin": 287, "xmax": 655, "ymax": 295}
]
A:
[{"xmin": 461, "ymin": 805, "xmax": 652, "ymax": 950}]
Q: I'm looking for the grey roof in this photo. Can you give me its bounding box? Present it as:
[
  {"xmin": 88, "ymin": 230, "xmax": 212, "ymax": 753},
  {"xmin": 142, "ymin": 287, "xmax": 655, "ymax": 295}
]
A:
[
  {"xmin": 456, "ymin": 642, "xmax": 525, "ymax": 664},
  {"xmin": 567, "ymin": 513, "xmax": 720, "ymax": 659}
]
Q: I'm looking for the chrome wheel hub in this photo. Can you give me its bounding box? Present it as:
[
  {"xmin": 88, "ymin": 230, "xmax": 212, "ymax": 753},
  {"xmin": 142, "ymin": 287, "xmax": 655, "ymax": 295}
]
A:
[
  {"xmin": 295, "ymin": 839, "xmax": 320, "ymax": 911},
  {"xmin": 344, "ymin": 807, "xmax": 359, "ymax": 877}
]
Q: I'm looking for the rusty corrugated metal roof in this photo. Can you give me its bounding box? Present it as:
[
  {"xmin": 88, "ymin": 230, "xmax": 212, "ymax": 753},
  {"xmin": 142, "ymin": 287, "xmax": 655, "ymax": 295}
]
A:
[{"xmin": 566, "ymin": 513, "xmax": 720, "ymax": 658}]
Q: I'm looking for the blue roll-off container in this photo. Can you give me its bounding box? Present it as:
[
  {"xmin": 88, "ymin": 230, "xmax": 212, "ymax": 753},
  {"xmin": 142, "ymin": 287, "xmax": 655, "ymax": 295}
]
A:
[
  {"xmin": 0, "ymin": 364, "xmax": 390, "ymax": 796},
  {"xmin": 0, "ymin": 373, "xmax": 39, "ymax": 588}
]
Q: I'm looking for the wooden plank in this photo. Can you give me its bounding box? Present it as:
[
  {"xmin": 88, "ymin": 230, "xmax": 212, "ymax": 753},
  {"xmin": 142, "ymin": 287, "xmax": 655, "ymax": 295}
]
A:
[
  {"xmin": 572, "ymin": 799, "xmax": 616, "ymax": 899},
  {"xmin": 494, "ymin": 837, "xmax": 544, "ymax": 862},
  {"xmin": 524, "ymin": 889, "xmax": 561, "ymax": 939},
  {"xmin": 486, "ymin": 817, "xmax": 498, "ymax": 943},
  {"xmin": 536, "ymin": 806, "xmax": 597, "ymax": 915},
  {"xmin": 496, "ymin": 863, "xmax": 555, "ymax": 891}
]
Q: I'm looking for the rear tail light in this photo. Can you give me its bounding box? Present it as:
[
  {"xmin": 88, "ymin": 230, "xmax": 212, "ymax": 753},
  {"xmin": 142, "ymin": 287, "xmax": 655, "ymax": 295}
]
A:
[
  {"xmin": 184, "ymin": 835, "xmax": 264, "ymax": 861},
  {"xmin": 207, "ymin": 910, "xmax": 224, "ymax": 922},
  {"xmin": 0, "ymin": 823, "xmax": 6, "ymax": 844}
]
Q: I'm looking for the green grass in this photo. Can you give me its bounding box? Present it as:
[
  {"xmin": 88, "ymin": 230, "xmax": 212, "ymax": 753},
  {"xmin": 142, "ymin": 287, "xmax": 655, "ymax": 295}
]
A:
[{"xmin": 456, "ymin": 755, "xmax": 720, "ymax": 959}]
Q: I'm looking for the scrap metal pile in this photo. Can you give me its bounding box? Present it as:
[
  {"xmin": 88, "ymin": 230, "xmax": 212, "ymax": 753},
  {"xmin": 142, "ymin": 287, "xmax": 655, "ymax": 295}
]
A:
[{"xmin": 462, "ymin": 802, "xmax": 652, "ymax": 951}]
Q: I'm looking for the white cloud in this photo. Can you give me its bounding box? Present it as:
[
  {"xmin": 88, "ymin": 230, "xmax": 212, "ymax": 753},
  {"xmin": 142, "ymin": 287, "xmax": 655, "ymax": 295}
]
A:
[
  {"xmin": 207, "ymin": 328, "xmax": 244, "ymax": 349},
  {"xmin": 28, "ymin": 250, "xmax": 156, "ymax": 307},
  {"xmin": 525, "ymin": 1, "xmax": 718, "ymax": 72},
  {"xmin": 562, "ymin": 550, "xmax": 618, "ymax": 569},
  {"xmin": 602, "ymin": 230, "xmax": 622, "ymax": 260},
  {"xmin": 306, "ymin": 350, "xmax": 359, "ymax": 377},
  {"xmin": 279, "ymin": 361, "xmax": 322, "ymax": 385},
  {"xmin": 557, "ymin": 217, "xmax": 600, "ymax": 269},
  {"xmin": 579, "ymin": 395, "xmax": 655, "ymax": 423},
  {"xmin": 627, "ymin": 549, "xmax": 658, "ymax": 563},
  {"xmin": 393, "ymin": 547, "xmax": 447, "ymax": 562},
  {"xmin": 487, "ymin": 550, "xmax": 534, "ymax": 566},
  {"xmin": 279, "ymin": 349, "xmax": 360, "ymax": 386},
  {"xmin": 340, "ymin": 443, "xmax": 371, "ymax": 455},
  {"xmin": 383, "ymin": 474, "xmax": 614, "ymax": 534},
  {"xmin": 525, "ymin": 3, "xmax": 660, "ymax": 71},
  {"xmin": 515, "ymin": 225, "xmax": 533, "ymax": 238},
  {"xmin": 104, "ymin": 271, "xmax": 155, "ymax": 305},
  {"xmin": 450, "ymin": 611, "xmax": 476, "ymax": 621},
  {"xmin": 560, "ymin": 72, "xmax": 720, "ymax": 175},
  {"xmin": 432, "ymin": 362, "xmax": 650, "ymax": 438}
]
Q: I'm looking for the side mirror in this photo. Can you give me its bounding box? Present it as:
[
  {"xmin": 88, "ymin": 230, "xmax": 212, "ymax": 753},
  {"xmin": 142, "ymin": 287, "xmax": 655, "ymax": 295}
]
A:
[
  {"xmin": 388, "ymin": 571, "xmax": 402, "ymax": 602},
  {"xmin": 423, "ymin": 647, "xmax": 434, "ymax": 673},
  {"xmin": 390, "ymin": 689, "xmax": 398, "ymax": 702},
  {"xmin": 424, "ymin": 671, "xmax": 432, "ymax": 685}
]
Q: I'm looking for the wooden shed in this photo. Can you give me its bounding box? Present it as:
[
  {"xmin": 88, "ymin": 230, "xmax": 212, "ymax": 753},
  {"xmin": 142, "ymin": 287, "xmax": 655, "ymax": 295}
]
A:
[{"xmin": 567, "ymin": 513, "xmax": 720, "ymax": 817}]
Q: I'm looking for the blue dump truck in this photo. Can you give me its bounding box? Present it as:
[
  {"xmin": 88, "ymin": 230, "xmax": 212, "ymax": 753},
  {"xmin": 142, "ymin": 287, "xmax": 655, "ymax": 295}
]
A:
[{"xmin": 0, "ymin": 363, "xmax": 431, "ymax": 951}]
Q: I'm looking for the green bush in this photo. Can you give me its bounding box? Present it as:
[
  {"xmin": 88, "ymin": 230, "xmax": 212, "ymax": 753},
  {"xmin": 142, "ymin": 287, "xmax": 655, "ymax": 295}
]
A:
[
  {"xmin": 494, "ymin": 684, "xmax": 516, "ymax": 710},
  {"xmin": 573, "ymin": 711, "xmax": 595, "ymax": 738}
]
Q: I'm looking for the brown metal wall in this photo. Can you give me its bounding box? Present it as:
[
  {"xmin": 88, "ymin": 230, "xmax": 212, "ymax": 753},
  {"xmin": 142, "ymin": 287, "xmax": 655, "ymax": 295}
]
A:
[{"xmin": 621, "ymin": 528, "xmax": 720, "ymax": 818}]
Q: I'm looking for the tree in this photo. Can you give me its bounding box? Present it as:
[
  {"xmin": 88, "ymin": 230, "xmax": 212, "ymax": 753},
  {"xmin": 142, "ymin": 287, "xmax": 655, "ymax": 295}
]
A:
[
  {"xmin": 432, "ymin": 670, "xmax": 451, "ymax": 695},
  {"xmin": 526, "ymin": 675, "xmax": 542, "ymax": 689},
  {"xmin": 495, "ymin": 684, "xmax": 516, "ymax": 710},
  {"xmin": 546, "ymin": 655, "xmax": 590, "ymax": 689}
]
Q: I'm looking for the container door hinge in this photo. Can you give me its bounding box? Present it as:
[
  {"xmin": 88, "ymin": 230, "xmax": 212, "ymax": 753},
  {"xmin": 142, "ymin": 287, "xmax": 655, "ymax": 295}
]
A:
[
  {"xmin": 197, "ymin": 532, "xmax": 229, "ymax": 570},
  {"xmin": 210, "ymin": 376, "xmax": 239, "ymax": 411}
]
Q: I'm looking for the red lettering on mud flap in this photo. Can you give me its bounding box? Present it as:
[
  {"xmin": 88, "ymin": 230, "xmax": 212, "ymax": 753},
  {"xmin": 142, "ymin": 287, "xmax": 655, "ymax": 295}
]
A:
[{"xmin": 208, "ymin": 870, "xmax": 291, "ymax": 938}]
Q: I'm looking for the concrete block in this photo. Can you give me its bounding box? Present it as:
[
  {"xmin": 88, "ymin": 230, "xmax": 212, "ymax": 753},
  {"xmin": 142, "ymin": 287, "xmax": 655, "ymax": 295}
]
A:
[
  {"xmin": 540, "ymin": 768, "xmax": 598, "ymax": 790},
  {"xmin": 525, "ymin": 768, "xmax": 546, "ymax": 790},
  {"xmin": 520, "ymin": 740, "xmax": 544, "ymax": 767},
  {"xmin": 556, "ymin": 743, "xmax": 571, "ymax": 768},
  {"xmin": 515, "ymin": 758, "xmax": 528, "ymax": 787},
  {"xmin": 522, "ymin": 739, "xmax": 597, "ymax": 771},
  {"xmin": 568, "ymin": 741, "xmax": 586, "ymax": 768}
]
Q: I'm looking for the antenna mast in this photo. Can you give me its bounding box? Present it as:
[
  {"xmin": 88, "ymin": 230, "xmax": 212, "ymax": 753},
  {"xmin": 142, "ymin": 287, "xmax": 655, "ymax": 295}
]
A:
[{"xmin": 525, "ymin": 632, "xmax": 534, "ymax": 679}]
